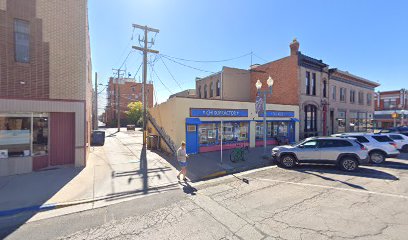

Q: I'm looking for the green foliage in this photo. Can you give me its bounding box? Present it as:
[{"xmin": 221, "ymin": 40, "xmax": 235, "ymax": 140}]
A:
[{"xmin": 125, "ymin": 101, "xmax": 143, "ymax": 126}]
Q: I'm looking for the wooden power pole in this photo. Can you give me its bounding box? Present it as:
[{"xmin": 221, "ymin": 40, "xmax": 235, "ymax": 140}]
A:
[
  {"xmin": 132, "ymin": 24, "xmax": 159, "ymax": 146},
  {"xmin": 112, "ymin": 68, "xmax": 125, "ymax": 132}
]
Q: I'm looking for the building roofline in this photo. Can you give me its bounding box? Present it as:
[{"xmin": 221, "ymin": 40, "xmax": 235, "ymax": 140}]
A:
[{"xmin": 329, "ymin": 68, "xmax": 380, "ymax": 87}]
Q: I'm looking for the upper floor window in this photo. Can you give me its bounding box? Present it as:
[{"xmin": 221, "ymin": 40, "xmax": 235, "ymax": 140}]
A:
[
  {"xmin": 14, "ymin": 19, "xmax": 30, "ymax": 63},
  {"xmin": 332, "ymin": 85, "xmax": 337, "ymax": 100},
  {"xmin": 367, "ymin": 93, "xmax": 372, "ymax": 106},
  {"xmin": 312, "ymin": 73, "xmax": 316, "ymax": 96},
  {"xmin": 216, "ymin": 80, "xmax": 220, "ymax": 96},
  {"xmin": 384, "ymin": 98, "xmax": 397, "ymax": 110},
  {"xmin": 131, "ymin": 86, "xmax": 136, "ymax": 93},
  {"xmin": 198, "ymin": 86, "xmax": 202, "ymax": 98},
  {"xmin": 210, "ymin": 82, "xmax": 214, "ymax": 98},
  {"xmin": 204, "ymin": 84, "xmax": 207, "ymax": 99},
  {"xmin": 350, "ymin": 90, "xmax": 355, "ymax": 103},
  {"xmin": 358, "ymin": 92, "xmax": 364, "ymax": 105},
  {"xmin": 340, "ymin": 88, "xmax": 346, "ymax": 102},
  {"xmin": 323, "ymin": 80, "xmax": 327, "ymax": 98},
  {"xmin": 305, "ymin": 71, "xmax": 311, "ymax": 95}
]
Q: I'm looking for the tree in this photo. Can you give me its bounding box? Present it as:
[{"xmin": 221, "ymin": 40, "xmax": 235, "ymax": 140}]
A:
[{"xmin": 125, "ymin": 101, "xmax": 143, "ymax": 126}]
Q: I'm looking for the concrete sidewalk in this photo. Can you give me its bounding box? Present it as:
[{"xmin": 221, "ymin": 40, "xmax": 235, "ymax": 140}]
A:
[
  {"xmin": 0, "ymin": 128, "xmax": 179, "ymax": 218},
  {"xmin": 162, "ymin": 145, "xmax": 275, "ymax": 182}
]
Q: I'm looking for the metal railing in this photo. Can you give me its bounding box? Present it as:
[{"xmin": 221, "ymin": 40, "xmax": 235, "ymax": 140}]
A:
[{"xmin": 146, "ymin": 112, "xmax": 177, "ymax": 154}]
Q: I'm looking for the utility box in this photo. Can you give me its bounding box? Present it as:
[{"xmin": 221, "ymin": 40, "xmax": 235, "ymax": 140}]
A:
[
  {"xmin": 147, "ymin": 135, "xmax": 159, "ymax": 150},
  {"xmin": 91, "ymin": 130, "xmax": 105, "ymax": 146}
]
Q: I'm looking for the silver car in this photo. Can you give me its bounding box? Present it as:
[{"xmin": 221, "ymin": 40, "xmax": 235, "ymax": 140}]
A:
[{"xmin": 272, "ymin": 137, "xmax": 369, "ymax": 171}]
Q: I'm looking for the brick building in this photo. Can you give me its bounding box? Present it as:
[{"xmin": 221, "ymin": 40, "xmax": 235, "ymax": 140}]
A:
[
  {"xmin": 374, "ymin": 89, "xmax": 408, "ymax": 128},
  {"xmin": 0, "ymin": 0, "xmax": 92, "ymax": 176},
  {"xmin": 104, "ymin": 78, "xmax": 154, "ymax": 127}
]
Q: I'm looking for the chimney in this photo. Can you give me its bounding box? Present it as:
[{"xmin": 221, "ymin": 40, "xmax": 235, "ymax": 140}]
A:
[{"xmin": 290, "ymin": 38, "xmax": 299, "ymax": 56}]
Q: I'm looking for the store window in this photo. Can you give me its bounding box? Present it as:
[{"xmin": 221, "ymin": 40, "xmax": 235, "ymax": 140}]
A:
[
  {"xmin": 358, "ymin": 112, "xmax": 367, "ymax": 132},
  {"xmin": 199, "ymin": 123, "xmax": 217, "ymax": 145},
  {"xmin": 0, "ymin": 113, "xmax": 49, "ymax": 158},
  {"xmin": 256, "ymin": 122, "xmax": 289, "ymax": 140},
  {"xmin": 33, "ymin": 114, "xmax": 49, "ymax": 156},
  {"xmin": 219, "ymin": 122, "xmax": 249, "ymax": 143},
  {"xmin": 0, "ymin": 113, "xmax": 31, "ymax": 158},
  {"xmin": 349, "ymin": 112, "xmax": 358, "ymax": 132},
  {"xmin": 337, "ymin": 111, "xmax": 346, "ymax": 133}
]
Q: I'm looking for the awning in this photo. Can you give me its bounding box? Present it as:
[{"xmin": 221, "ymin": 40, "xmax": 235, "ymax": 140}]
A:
[
  {"xmin": 290, "ymin": 118, "xmax": 300, "ymax": 122},
  {"xmin": 186, "ymin": 118, "xmax": 202, "ymax": 125}
]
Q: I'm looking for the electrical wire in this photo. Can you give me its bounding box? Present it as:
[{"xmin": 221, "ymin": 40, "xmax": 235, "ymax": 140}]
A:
[
  {"xmin": 252, "ymin": 53, "xmax": 269, "ymax": 63},
  {"xmin": 149, "ymin": 64, "xmax": 173, "ymax": 94},
  {"xmin": 160, "ymin": 56, "xmax": 183, "ymax": 90},
  {"xmin": 160, "ymin": 52, "xmax": 252, "ymax": 63},
  {"xmin": 161, "ymin": 55, "xmax": 215, "ymax": 74}
]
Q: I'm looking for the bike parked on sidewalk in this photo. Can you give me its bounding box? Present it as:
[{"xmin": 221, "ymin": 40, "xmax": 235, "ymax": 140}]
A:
[{"xmin": 230, "ymin": 142, "xmax": 249, "ymax": 163}]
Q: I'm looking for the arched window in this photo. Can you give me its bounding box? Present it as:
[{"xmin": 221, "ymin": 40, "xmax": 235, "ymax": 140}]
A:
[
  {"xmin": 216, "ymin": 80, "xmax": 220, "ymax": 96},
  {"xmin": 304, "ymin": 104, "xmax": 318, "ymax": 138},
  {"xmin": 210, "ymin": 82, "xmax": 214, "ymax": 98},
  {"xmin": 204, "ymin": 84, "xmax": 207, "ymax": 98},
  {"xmin": 198, "ymin": 85, "xmax": 201, "ymax": 98}
]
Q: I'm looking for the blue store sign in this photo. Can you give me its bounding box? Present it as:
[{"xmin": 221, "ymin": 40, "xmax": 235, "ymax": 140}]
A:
[
  {"xmin": 190, "ymin": 108, "xmax": 248, "ymax": 117},
  {"xmin": 258, "ymin": 111, "xmax": 295, "ymax": 117}
]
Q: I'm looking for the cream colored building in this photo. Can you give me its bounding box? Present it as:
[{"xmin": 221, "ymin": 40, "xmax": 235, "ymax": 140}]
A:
[{"xmin": 148, "ymin": 97, "xmax": 299, "ymax": 154}]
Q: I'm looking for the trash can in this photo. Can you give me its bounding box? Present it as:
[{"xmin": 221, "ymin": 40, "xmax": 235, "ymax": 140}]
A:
[
  {"xmin": 147, "ymin": 135, "xmax": 152, "ymax": 149},
  {"xmin": 91, "ymin": 130, "xmax": 105, "ymax": 146},
  {"xmin": 151, "ymin": 135, "xmax": 159, "ymax": 150}
]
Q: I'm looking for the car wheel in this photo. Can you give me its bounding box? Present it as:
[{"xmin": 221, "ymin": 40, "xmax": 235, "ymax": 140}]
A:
[
  {"xmin": 280, "ymin": 155, "xmax": 296, "ymax": 168},
  {"xmin": 369, "ymin": 151, "xmax": 386, "ymax": 164},
  {"xmin": 402, "ymin": 145, "xmax": 408, "ymax": 153},
  {"xmin": 339, "ymin": 157, "xmax": 358, "ymax": 172}
]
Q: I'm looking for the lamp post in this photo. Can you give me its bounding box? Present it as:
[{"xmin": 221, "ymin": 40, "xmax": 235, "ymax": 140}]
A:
[
  {"xmin": 255, "ymin": 76, "xmax": 274, "ymax": 155},
  {"xmin": 400, "ymin": 89, "xmax": 407, "ymax": 127}
]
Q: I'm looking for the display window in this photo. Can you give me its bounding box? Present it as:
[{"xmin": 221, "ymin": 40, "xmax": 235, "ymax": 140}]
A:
[
  {"xmin": 199, "ymin": 121, "xmax": 249, "ymax": 146},
  {"xmin": 0, "ymin": 113, "xmax": 49, "ymax": 158},
  {"xmin": 256, "ymin": 121, "xmax": 289, "ymax": 140}
]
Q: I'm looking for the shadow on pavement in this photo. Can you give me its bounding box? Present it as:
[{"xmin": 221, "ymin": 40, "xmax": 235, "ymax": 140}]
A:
[
  {"xmin": 112, "ymin": 167, "xmax": 172, "ymax": 178},
  {"xmin": 293, "ymin": 164, "xmax": 399, "ymax": 181},
  {"xmin": 104, "ymin": 182, "xmax": 180, "ymax": 202},
  {"xmin": 370, "ymin": 160, "xmax": 408, "ymax": 170},
  {"xmin": 178, "ymin": 181, "xmax": 198, "ymax": 195},
  {"xmin": 0, "ymin": 167, "xmax": 82, "ymax": 239}
]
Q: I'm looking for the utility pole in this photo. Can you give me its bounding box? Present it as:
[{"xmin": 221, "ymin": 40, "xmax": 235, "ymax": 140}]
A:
[
  {"xmin": 112, "ymin": 68, "xmax": 125, "ymax": 132},
  {"xmin": 94, "ymin": 72, "xmax": 98, "ymax": 130},
  {"xmin": 132, "ymin": 24, "xmax": 159, "ymax": 146}
]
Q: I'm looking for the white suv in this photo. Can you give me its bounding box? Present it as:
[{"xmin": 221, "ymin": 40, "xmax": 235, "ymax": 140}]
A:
[
  {"xmin": 332, "ymin": 133, "xmax": 399, "ymax": 164},
  {"xmin": 382, "ymin": 133, "xmax": 408, "ymax": 153}
]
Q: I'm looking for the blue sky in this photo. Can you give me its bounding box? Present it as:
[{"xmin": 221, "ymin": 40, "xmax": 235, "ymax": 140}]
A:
[{"xmin": 89, "ymin": 0, "xmax": 408, "ymax": 112}]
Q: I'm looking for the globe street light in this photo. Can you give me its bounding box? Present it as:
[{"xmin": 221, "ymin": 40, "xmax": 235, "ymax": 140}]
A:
[{"xmin": 256, "ymin": 76, "xmax": 274, "ymax": 155}]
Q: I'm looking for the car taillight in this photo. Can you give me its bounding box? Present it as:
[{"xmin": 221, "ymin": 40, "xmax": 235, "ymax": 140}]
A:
[
  {"xmin": 361, "ymin": 145, "xmax": 367, "ymax": 150},
  {"xmin": 389, "ymin": 142, "xmax": 398, "ymax": 148}
]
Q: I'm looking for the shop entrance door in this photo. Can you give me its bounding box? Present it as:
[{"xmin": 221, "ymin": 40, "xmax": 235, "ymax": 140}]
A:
[
  {"xmin": 50, "ymin": 112, "xmax": 75, "ymax": 166},
  {"xmin": 186, "ymin": 124, "xmax": 198, "ymax": 154}
]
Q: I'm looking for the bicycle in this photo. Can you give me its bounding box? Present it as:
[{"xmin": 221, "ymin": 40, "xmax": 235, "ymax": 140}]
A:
[{"xmin": 230, "ymin": 142, "xmax": 249, "ymax": 163}]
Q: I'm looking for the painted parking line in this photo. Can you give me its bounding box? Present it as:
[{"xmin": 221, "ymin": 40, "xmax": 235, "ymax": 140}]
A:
[{"xmin": 253, "ymin": 177, "xmax": 408, "ymax": 200}]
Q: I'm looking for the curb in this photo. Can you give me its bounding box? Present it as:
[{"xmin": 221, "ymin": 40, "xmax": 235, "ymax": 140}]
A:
[{"xmin": 200, "ymin": 162, "xmax": 275, "ymax": 181}]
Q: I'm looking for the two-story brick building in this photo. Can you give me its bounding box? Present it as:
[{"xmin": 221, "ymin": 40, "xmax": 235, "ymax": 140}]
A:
[
  {"xmin": 104, "ymin": 78, "xmax": 154, "ymax": 127},
  {"xmin": 0, "ymin": 0, "xmax": 92, "ymax": 176},
  {"xmin": 374, "ymin": 89, "xmax": 408, "ymax": 128}
]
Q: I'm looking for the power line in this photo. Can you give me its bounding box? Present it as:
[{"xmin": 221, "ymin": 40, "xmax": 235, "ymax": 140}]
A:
[
  {"xmin": 160, "ymin": 52, "xmax": 252, "ymax": 63},
  {"xmin": 252, "ymin": 53, "xmax": 269, "ymax": 63},
  {"xmin": 149, "ymin": 64, "xmax": 173, "ymax": 94},
  {"xmin": 160, "ymin": 56, "xmax": 183, "ymax": 90},
  {"xmin": 161, "ymin": 55, "xmax": 215, "ymax": 73}
]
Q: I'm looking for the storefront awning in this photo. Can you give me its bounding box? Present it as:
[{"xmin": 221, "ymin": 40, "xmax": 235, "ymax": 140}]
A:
[
  {"xmin": 186, "ymin": 118, "xmax": 202, "ymax": 125},
  {"xmin": 290, "ymin": 118, "xmax": 300, "ymax": 122}
]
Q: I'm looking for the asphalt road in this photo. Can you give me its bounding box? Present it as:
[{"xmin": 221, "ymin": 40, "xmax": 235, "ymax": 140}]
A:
[{"xmin": 2, "ymin": 153, "xmax": 408, "ymax": 240}]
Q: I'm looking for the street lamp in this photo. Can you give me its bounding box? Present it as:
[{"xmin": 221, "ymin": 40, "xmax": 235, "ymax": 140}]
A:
[{"xmin": 256, "ymin": 76, "xmax": 274, "ymax": 155}]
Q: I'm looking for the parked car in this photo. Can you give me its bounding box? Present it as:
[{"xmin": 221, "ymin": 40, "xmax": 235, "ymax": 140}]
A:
[
  {"xmin": 272, "ymin": 137, "xmax": 369, "ymax": 172},
  {"xmin": 332, "ymin": 133, "xmax": 399, "ymax": 164},
  {"xmin": 382, "ymin": 133, "xmax": 408, "ymax": 152},
  {"xmin": 380, "ymin": 127, "xmax": 408, "ymax": 137}
]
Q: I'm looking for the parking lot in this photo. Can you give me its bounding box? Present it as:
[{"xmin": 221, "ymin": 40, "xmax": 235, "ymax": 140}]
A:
[{"xmin": 46, "ymin": 152, "xmax": 408, "ymax": 240}]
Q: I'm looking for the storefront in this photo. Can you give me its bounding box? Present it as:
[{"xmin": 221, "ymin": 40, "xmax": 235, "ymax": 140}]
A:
[
  {"xmin": 148, "ymin": 97, "xmax": 300, "ymax": 155},
  {"xmin": 0, "ymin": 99, "xmax": 87, "ymax": 176}
]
